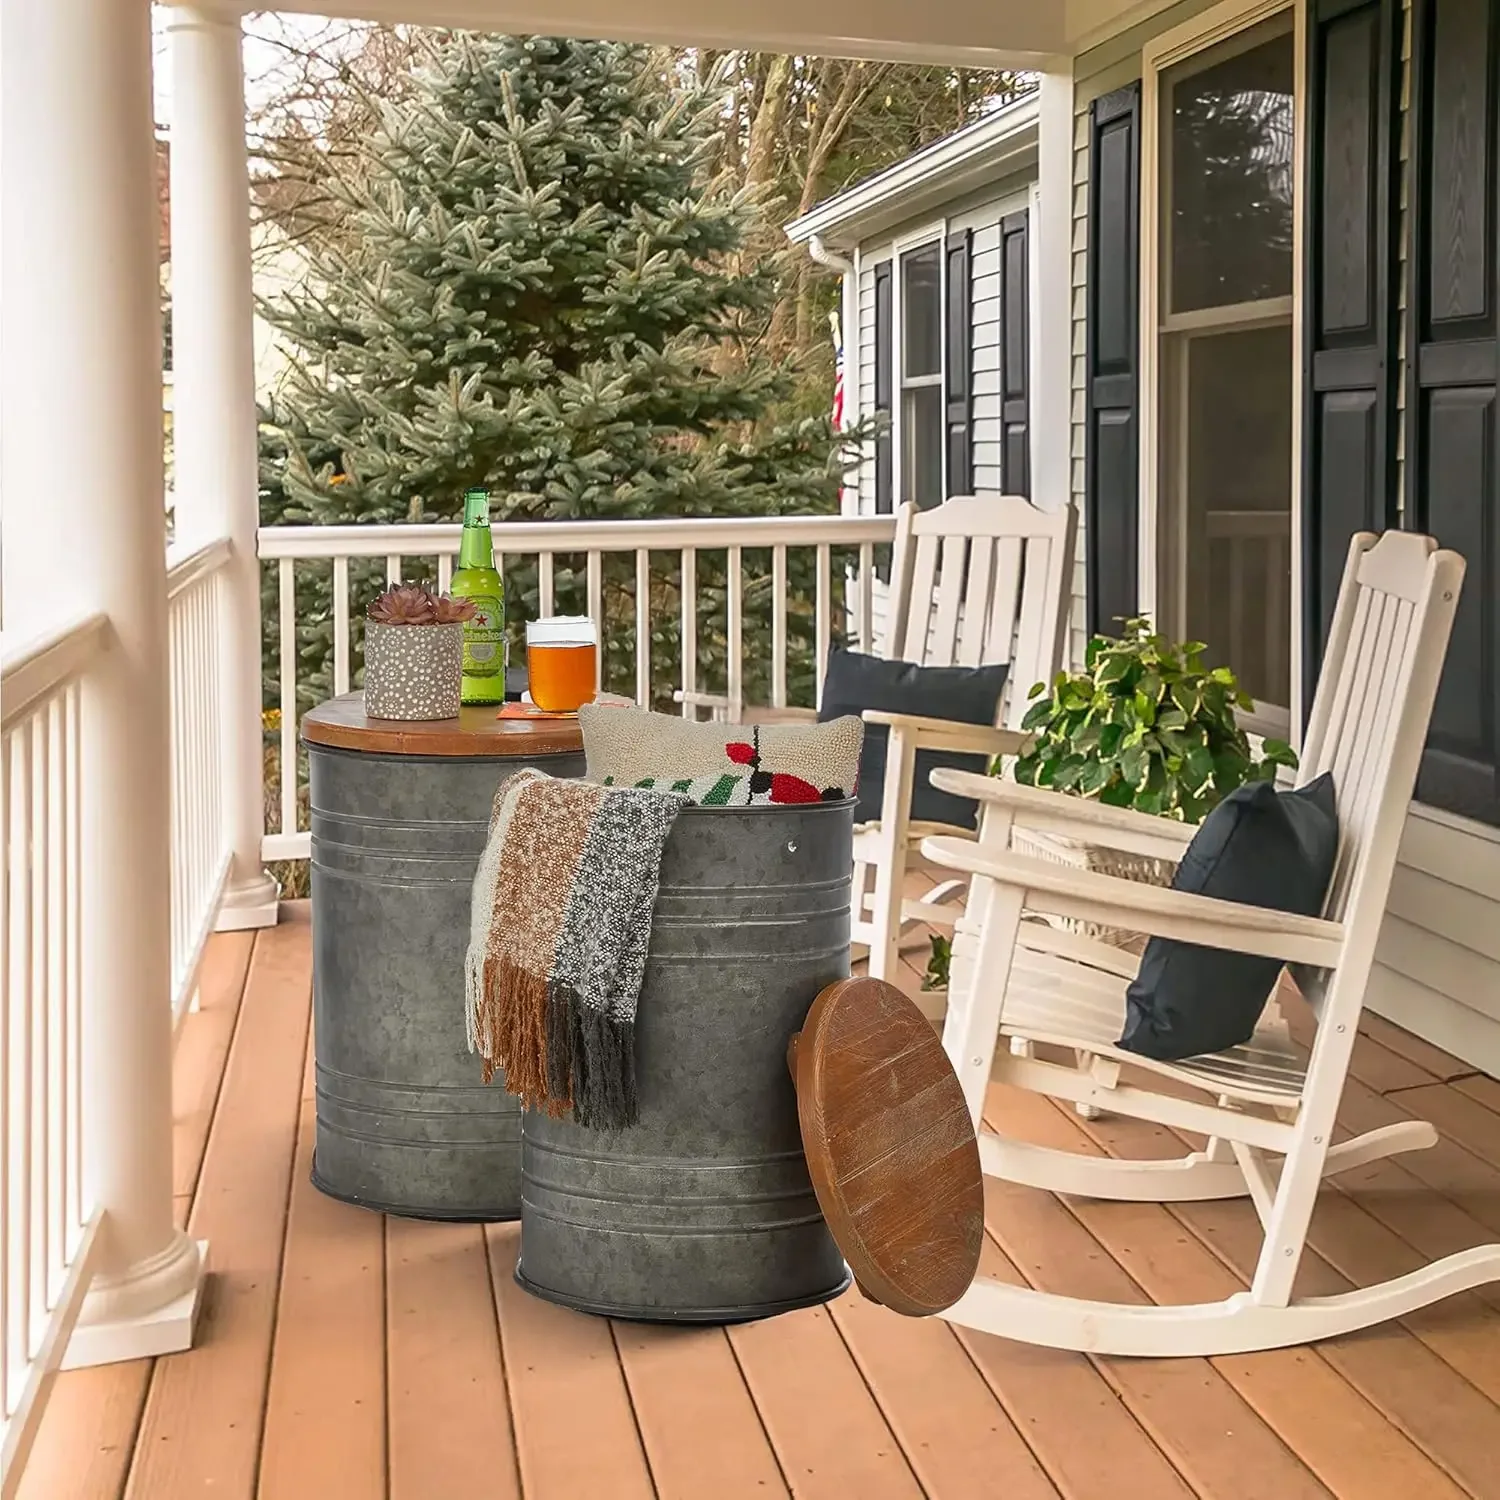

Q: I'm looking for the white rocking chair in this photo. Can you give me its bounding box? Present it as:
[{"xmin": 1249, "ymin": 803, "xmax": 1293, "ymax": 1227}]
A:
[
  {"xmin": 853, "ymin": 496, "xmax": 1074, "ymax": 991},
  {"xmin": 916, "ymin": 529, "xmax": 1494, "ymax": 1356}
]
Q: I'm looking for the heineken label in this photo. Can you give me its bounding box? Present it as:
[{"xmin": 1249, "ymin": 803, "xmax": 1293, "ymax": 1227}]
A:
[{"xmin": 462, "ymin": 595, "xmax": 505, "ymax": 676}]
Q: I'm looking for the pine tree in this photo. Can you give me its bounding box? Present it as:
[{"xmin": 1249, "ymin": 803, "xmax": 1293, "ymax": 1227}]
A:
[{"xmin": 260, "ymin": 33, "xmax": 867, "ymax": 710}]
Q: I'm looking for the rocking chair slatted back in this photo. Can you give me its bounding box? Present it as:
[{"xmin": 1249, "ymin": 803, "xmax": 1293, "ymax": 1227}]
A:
[
  {"xmin": 1293, "ymin": 532, "xmax": 1464, "ymax": 1019},
  {"xmin": 881, "ymin": 496, "xmax": 1075, "ymax": 729}
]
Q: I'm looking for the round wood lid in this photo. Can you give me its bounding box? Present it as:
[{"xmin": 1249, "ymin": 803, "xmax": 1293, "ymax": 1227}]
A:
[
  {"xmin": 300, "ymin": 692, "xmax": 585, "ymax": 758},
  {"xmin": 793, "ymin": 977, "xmax": 984, "ymax": 1317}
]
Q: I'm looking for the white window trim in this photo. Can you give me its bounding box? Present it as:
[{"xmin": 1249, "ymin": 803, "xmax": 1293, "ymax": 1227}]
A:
[
  {"xmin": 1137, "ymin": 0, "xmax": 1301, "ymax": 741},
  {"xmin": 890, "ymin": 218, "xmax": 949, "ymax": 509}
]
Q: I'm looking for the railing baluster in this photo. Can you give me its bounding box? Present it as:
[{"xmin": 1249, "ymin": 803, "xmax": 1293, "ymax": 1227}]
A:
[
  {"xmin": 437, "ymin": 552, "xmax": 452, "ymax": 595},
  {"xmin": 30, "ymin": 712, "xmax": 47, "ymax": 1328},
  {"xmin": 727, "ymin": 547, "xmax": 744, "ymax": 724},
  {"xmin": 587, "ymin": 552, "xmax": 603, "ymax": 691},
  {"xmin": 333, "ymin": 556, "xmax": 350, "ymax": 698},
  {"xmin": 46, "ymin": 696, "xmax": 64, "ymax": 1305},
  {"xmin": 11, "ymin": 725, "xmax": 34, "ymax": 1381},
  {"xmin": 65, "ymin": 684, "xmax": 81, "ymax": 1246},
  {"xmin": 815, "ymin": 543, "xmax": 832, "ymax": 704},
  {"xmin": 279, "ymin": 558, "xmax": 297, "ymax": 840},
  {"xmin": 0, "ymin": 732, "xmax": 9, "ymax": 1415},
  {"xmin": 386, "ymin": 553, "xmax": 401, "ymax": 586},
  {"xmin": 771, "ymin": 546, "xmax": 787, "ymax": 710},
  {"xmin": 679, "ymin": 549, "xmax": 697, "ymax": 717},
  {"xmin": 859, "ymin": 543, "xmax": 875, "ymax": 653},
  {"xmin": 539, "ymin": 552, "xmax": 555, "ymax": 617},
  {"xmin": 635, "ymin": 550, "xmax": 651, "ymax": 708}
]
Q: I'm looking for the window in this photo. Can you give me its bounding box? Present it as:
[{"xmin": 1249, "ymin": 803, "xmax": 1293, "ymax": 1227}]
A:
[
  {"xmin": 899, "ymin": 242, "xmax": 945, "ymax": 509},
  {"xmin": 1154, "ymin": 11, "xmax": 1295, "ymax": 724}
]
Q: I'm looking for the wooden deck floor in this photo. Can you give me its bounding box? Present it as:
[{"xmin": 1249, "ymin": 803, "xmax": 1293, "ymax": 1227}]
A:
[{"xmin": 21, "ymin": 899, "xmax": 1500, "ymax": 1499}]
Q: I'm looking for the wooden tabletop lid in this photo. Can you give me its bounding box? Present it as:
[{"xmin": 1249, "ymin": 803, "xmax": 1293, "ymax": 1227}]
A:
[
  {"xmin": 300, "ymin": 692, "xmax": 585, "ymax": 758},
  {"xmin": 793, "ymin": 977, "xmax": 984, "ymax": 1318}
]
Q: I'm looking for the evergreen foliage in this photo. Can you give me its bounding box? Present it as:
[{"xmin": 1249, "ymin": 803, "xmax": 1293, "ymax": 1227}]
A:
[{"xmin": 259, "ymin": 33, "xmax": 869, "ymax": 710}]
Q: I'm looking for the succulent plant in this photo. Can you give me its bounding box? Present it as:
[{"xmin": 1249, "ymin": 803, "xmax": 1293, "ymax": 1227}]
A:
[
  {"xmin": 367, "ymin": 583, "xmax": 437, "ymax": 625},
  {"xmin": 433, "ymin": 593, "xmax": 477, "ymax": 625},
  {"xmin": 367, "ymin": 583, "xmax": 479, "ymax": 626}
]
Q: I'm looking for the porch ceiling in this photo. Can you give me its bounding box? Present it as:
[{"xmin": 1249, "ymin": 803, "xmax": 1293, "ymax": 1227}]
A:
[{"xmin": 247, "ymin": 0, "xmax": 1172, "ymax": 67}]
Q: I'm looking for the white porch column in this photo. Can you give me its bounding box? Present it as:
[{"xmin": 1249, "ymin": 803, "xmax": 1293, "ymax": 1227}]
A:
[
  {"xmin": 168, "ymin": 0, "xmax": 280, "ymax": 930},
  {"xmin": 1033, "ymin": 68, "xmax": 1076, "ymax": 515},
  {"xmin": 0, "ymin": 0, "xmax": 204, "ymax": 1362}
]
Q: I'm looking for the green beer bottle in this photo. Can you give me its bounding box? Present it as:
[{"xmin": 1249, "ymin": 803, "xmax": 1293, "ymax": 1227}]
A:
[{"xmin": 449, "ymin": 488, "xmax": 506, "ymax": 704}]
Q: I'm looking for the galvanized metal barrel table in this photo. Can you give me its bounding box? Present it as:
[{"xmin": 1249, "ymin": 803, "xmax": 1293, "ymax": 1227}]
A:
[
  {"xmin": 303, "ymin": 693, "xmax": 586, "ymax": 1221},
  {"xmin": 517, "ymin": 798, "xmax": 856, "ymax": 1322}
]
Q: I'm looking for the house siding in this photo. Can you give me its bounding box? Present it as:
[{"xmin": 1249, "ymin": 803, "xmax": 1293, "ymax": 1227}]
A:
[
  {"xmin": 848, "ymin": 172, "xmax": 1035, "ymax": 518},
  {"xmin": 1068, "ymin": 0, "xmax": 1500, "ymax": 1072}
]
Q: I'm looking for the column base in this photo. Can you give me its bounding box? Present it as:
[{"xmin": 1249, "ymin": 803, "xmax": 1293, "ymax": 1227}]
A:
[
  {"xmin": 216, "ymin": 867, "xmax": 281, "ymax": 932},
  {"xmin": 62, "ymin": 1235, "xmax": 208, "ymax": 1370}
]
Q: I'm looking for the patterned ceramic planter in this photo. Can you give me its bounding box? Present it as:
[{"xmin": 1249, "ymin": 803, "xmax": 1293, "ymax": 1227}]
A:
[{"xmin": 363, "ymin": 621, "xmax": 463, "ymax": 720}]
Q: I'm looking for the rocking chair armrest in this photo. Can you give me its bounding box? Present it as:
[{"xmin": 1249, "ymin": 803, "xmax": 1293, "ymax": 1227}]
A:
[
  {"xmin": 860, "ymin": 711, "xmax": 1031, "ymax": 760},
  {"xmin": 919, "ymin": 837, "xmax": 1344, "ymax": 969},
  {"xmin": 928, "ymin": 768, "xmax": 1195, "ymax": 863}
]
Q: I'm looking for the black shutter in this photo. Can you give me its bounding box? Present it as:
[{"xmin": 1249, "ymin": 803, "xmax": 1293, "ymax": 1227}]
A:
[
  {"xmin": 1085, "ymin": 85, "xmax": 1141, "ymax": 637},
  {"xmin": 1301, "ymin": 0, "xmax": 1402, "ymax": 712},
  {"xmin": 1406, "ymin": 0, "xmax": 1500, "ymax": 824},
  {"xmin": 873, "ymin": 259, "xmax": 894, "ymax": 514},
  {"xmin": 999, "ymin": 209, "xmax": 1031, "ymax": 498},
  {"xmin": 945, "ymin": 229, "xmax": 973, "ymax": 496}
]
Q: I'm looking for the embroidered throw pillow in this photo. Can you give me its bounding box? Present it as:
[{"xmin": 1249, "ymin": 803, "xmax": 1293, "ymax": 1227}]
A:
[{"xmin": 579, "ymin": 703, "xmax": 862, "ymax": 806}]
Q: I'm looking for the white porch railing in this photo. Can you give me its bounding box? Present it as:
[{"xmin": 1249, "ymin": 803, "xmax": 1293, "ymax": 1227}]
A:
[
  {"xmin": 165, "ymin": 537, "xmax": 235, "ymax": 1022},
  {"xmin": 0, "ymin": 616, "xmax": 107, "ymax": 1494},
  {"xmin": 257, "ymin": 515, "xmax": 897, "ymax": 863}
]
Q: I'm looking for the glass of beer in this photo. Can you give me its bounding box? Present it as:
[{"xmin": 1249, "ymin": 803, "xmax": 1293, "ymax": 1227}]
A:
[{"xmin": 525, "ymin": 616, "xmax": 599, "ymax": 713}]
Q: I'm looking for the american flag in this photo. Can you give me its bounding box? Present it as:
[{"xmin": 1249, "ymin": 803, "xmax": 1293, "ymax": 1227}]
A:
[{"xmin": 829, "ymin": 311, "xmax": 845, "ymax": 429}]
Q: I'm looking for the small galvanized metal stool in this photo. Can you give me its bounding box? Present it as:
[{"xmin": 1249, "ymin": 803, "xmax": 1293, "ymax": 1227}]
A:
[
  {"xmin": 517, "ymin": 799, "xmax": 857, "ymax": 1322},
  {"xmin": 515, "ymin": 795, "xmax": 985, "ymax": 1325},
  {"xmin": 304, "ymin": 693, "xmax": 585, "ymax": 1222}
]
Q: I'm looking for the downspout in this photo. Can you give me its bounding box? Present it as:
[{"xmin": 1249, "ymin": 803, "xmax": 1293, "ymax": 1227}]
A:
[{"xmin": 806, "ymin": 235, "xmax": 858, "ymax": 515}]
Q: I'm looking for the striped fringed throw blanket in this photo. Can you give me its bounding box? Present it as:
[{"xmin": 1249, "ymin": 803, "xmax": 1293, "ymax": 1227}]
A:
[{"xmin": 465, "ymin": 768, "xmax": 689, "ymax": 1131}]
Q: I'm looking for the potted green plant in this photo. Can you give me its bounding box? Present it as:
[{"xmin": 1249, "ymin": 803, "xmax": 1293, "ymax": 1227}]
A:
[
  {"xmin": 922, "ymin": 618, "xmax": 1297, "ymax": 987},
  {"xmin": 364, "ymin": 582, "xmax": 476, "ymax": 721}
]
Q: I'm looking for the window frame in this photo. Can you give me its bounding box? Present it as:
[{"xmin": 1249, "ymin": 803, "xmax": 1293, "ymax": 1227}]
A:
[
  {"xmin": 1139, "ymin": 0, "xmax": 1303, "ymax": 742},
  {"xmin": 890, "ymin": 219, "xmax": 950, "ymax": 509}
]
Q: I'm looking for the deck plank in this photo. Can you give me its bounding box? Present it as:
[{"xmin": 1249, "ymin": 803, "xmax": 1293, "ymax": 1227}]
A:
[
  {"xmin": 13, "ymin": 1362, "xmax": 152, "ymax": 1500},
  {"xmin": 728, "ymin": 1302, "xmax": 926, "ymax": 1499},
  {"xmin": 1029, "ymin": 1094, "xmax": 1468, "ymax": 1500},
  {"xmin": 981, "ymin": 1092, "xmax": 1328, "ymax": 1500},
  {"xmin": 1156, "ymin": 1159, "xmax": 1500, "ymax": 1495},
  {"xmin": 613, "ymin": 1323, "xmax": 788, "ymax": 1499},
  {"xmin": 256, "ymin": 1046, "xmax": 386, "ymax": 1500},
  {"xmin": 124, "ymin": 907, "xmax": 313, "ymax": 1500},
  {"xmin": 485, "ymin": 1222, "xmax": 656, "ymax": 1500},
  {"xmin": 16, "ymin": 929, "xmax": 258, "ymax": 1500},
  {"xmin": 26, "ymin": 909, "xmax": 1500, "ymax": 1500},
  {"xmin": 387, "ymin": 1217, "xmax": 521, "ymax": 1500},
  {"xmin": 1358, "ymin": 1014, "xmax": 1474, "ymax": 1082},
  {"xmin": 955, "ymin": 1232, "xmax": 1196, "ymax": 1500},
  {"xmin": 173, "ymin": 930, "xmax": 257, "ymax": 1203},
  {"xmin": 828, "ymin": 1289, "xmax": 1061, "ymax": 1500}
]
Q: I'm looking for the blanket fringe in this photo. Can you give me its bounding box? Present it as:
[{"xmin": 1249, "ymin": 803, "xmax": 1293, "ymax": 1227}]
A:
[{"xmin": 466, "ymin": 949, "xmax": 567, "ymax": 1113}]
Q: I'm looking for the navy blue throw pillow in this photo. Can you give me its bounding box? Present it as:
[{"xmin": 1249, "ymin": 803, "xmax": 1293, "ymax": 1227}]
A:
[
  {"xmin": 1118, "ymin": 772, "xmax": 1339, "ymax": 1062},
  {"xmin": 817, "ymin": 649, "xmax": 1009, "ymax": 828}
]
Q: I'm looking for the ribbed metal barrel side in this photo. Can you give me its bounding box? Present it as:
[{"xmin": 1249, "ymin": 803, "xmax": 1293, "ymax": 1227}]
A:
[
  {"xmin": 517, "ymin": 800, "xmax": 854, "ymax": 1321},
  {"xmin": 308, "ymin": 743, "xmax": 586, "ymax": 1220}
]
